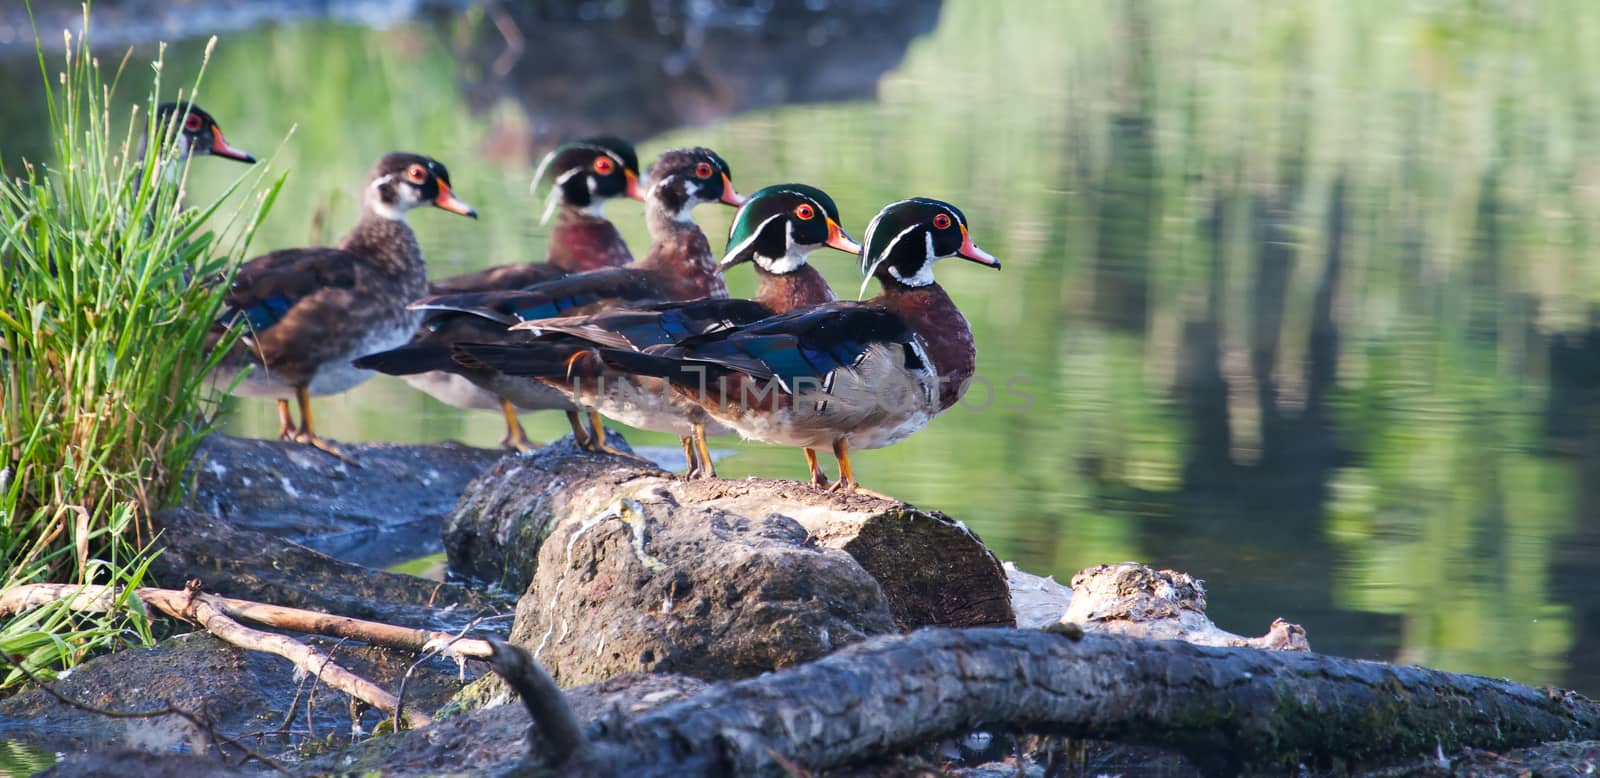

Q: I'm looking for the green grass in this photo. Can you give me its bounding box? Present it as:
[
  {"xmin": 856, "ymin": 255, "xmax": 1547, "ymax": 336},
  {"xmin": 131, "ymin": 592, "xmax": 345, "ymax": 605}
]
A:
[{"xmin": 0, "ymin": 11, "xmax": 278, "ymax": 689}]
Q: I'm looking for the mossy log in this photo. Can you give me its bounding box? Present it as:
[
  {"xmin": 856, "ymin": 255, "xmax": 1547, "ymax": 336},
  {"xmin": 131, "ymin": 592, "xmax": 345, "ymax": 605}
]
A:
[
  {"xmin": 444, "ymin": 440, "xmax": 1014, "ymax": 630},
  {"xmin": 501, "ymin": 627, "xmax": 1600, "ymax": 777}
]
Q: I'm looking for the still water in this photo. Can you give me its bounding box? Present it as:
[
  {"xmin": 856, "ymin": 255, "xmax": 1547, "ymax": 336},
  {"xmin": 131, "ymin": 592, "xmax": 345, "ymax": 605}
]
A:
[{"xmin": 7, "ymin": 0, "xmax": 1600, "ymax": 696}]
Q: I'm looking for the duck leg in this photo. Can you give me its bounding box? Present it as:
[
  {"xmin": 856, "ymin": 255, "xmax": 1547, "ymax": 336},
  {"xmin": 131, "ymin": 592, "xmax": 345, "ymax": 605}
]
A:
[
  {"xmin": 582, "ymin": 410, "xmax": 629, "ymax": 456},
  {"xmin": 290, "ymin": 385, "xmax": 357, "ymax": 465},
  {"xmin": 680, "ymin": 436, "xmax": 700, "ymax": 478},
  {"xmin": 276, "ymin": 399, "xmax": 296, "ymax": 440},
  {"xmin": 499, "ymin": 399, "xmax": 535, "ymax": 452},
  {"xmin": 828, "ymin": 439, "xmax": 857, "ymax": 493},
  {"xmin": 804, "ymin": 448, "xmax": 830, "ymax": 488},
  {"xmin": 564, "ymin": 410, "xmax": 592, "ymax": 450},
  {"xmin": 690, "ymin": 422, "xmax": 717, "ymax": 479}
]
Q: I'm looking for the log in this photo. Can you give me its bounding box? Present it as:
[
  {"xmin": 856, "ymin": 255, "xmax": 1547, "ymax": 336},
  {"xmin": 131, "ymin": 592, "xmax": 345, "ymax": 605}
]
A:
[
  {"xmin": 445, "ymin": 440, "xmax": 1013, "ymax": 629},
  {"xmin": 544, "ymin": 627, "xmax": 1600, "ymax": 777}
]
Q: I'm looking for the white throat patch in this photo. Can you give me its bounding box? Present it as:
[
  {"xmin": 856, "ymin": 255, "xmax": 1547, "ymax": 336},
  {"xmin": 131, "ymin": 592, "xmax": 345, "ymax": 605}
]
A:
[{"xmin": 367, "ymin": 173, "xmax": 408, "ymax": 221}]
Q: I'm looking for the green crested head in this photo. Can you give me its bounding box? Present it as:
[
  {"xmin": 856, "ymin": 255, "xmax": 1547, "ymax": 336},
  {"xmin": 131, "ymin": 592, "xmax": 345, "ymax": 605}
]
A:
[
  {"xmin": 860, "ymin": 197, "xmax": 999, "ymax": 289},
  {"xmin": 718, "ymin": 183, "xmax": 860, "ymax": 275}
]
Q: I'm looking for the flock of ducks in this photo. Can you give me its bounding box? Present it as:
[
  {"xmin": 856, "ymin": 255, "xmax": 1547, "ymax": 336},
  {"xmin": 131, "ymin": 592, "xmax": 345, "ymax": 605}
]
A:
[{"xmin": 159, "ymin": 104, "xmax": 999, "ymax": 492}]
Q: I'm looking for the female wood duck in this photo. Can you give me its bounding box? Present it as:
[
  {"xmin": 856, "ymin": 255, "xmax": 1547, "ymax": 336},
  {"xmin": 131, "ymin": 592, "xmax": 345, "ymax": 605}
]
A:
[
  {"xmin": 360, "ymin": 138, "xmax": 644, "ymax": 451},
  {"xmin": 358, "ymin": 147, "xmax": 745, "ymax": 453},
  {"xmin": 451, "ymin": 184, "xmax": 863, "ymax": 477},
  {"xmin": 144, "ymin": 102, "xmax": 257, "ymax": 164},
  {"xmin": 210, "ymin": 152, "xmax": 478, "ymax": 461},
  {"xmin": 590, "ymin": 197, "xmax": 999, "ymax": 491}
]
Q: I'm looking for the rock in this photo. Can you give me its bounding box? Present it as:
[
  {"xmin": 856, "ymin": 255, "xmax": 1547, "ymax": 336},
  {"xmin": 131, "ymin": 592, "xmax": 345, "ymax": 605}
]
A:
[
  {"xmin": 39, "ymin": 749, "xmax": 251, "ymax": 778},
  {"xmin": 1005, "ymin": 562, "xmax": 1073, "ymax": 629},
  {"xmin": 183, "ymin": 434, "xmax": 504, "ymax": 568},
  {"xmin": 673, "ymin": 478, "xmax": 1015, "ymax": 630},
  {"xmin": 152, "ymin": 508, "xmax": 511, "ymax": 628},
  {"xmin": 1062, "ymin": 562, "xmax": 1310, "ymax": 650},
  {"xmin": 446, "ymin": 444, "xmax": 1014, "ymax": 629},
  {"xmin": 0, "ymin": 631, "xmax": 474, "ymax": 762},
  {"xmin": 444, "ymin": 436, "xmax": 644, "ymax": 592},
  {"xmin": 302, "ymin": 672, "xmax": 708, "ymax": 776},
  {"xmin": 509, "ymin": 492, "xmax": 898, "ymax": 686}
]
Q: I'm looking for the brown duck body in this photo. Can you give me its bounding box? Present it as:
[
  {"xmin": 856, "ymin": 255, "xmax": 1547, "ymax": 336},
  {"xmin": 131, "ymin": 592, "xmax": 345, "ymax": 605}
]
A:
[{"xmin": 212, "ymin": 214, "xmax": 428, "ymax": 399}]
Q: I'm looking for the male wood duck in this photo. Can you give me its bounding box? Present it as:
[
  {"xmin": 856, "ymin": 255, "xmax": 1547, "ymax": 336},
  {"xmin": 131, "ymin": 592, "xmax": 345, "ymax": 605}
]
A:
[
  {"xmin": 358, "ymin": 147, "xmax": 745, "ymax": 454},
  {"xmin": 144, "ymin": 102, "xmax": 257, "ymax": 164},
  {"xmin": 210, "ymin": 152, "xmax": 477, "ymax": 461},
  {"xmin": 358, "ymin": 138, "xmax": 644, "ymax": 451},
  {"xmin": 451, "ymin": 184, "xmax": 863, "ymax": 477},
  {"xmin": 589, "ymin": 197, "xmax": 999, "ymax": 491}
]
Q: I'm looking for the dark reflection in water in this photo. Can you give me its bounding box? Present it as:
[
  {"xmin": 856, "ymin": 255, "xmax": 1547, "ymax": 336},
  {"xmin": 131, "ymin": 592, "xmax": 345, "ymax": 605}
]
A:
[
  {"xmin": 6, "ymin": 1, "xmax": 1600, "ymax": 701},
  {"xmin": 454, "ymin": 0, "xmax": 941, "ymax": 152}
]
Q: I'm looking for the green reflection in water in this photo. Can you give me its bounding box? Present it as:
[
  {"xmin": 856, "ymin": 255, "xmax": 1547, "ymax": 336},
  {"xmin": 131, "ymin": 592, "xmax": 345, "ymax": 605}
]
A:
[
  {"xmin": 31, "ymin": 0, "xmax": 1600, "ymax": 693},
  {"xmin": 0, "ymin": 740, "xmax": 55, "ymax": 777}
]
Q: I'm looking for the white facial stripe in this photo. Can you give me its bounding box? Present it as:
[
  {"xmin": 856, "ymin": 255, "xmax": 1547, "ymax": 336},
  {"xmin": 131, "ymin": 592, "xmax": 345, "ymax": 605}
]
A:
[
  {"xmin": 554, "ymin": 167, "xmax": 584, "ymax": 187},
  {"xmin": 723, "ymin": 212, "xmax": 784, "ymax": 265},
  {"xmin": 877, "ymin": 222, "xmax": 924, "ymax": 267},
  {"xmin": 529, "ymin": 150, "xmax": 558, "ymax": 195}
]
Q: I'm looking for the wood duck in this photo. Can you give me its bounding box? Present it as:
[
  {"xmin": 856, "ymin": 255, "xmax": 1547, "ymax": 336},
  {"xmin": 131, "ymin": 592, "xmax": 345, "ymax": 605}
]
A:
[
  {"xmin": 451, "ymin": 184, "xmax": 863, "ymax": 477},
  {"xmin": 358, "ymin": 147, "xmax": 745, "ymax": 454},
  {"xmin": 590, "ymin": 197, "xmax": 999, "ymax": 491},
  {"xmin": 143, "ymin": 102, "xmax": 257, "ymax": 164},
  {"xmin": 210, "ymin": 152, "xmax": 478, "ymax": 461},
  {"xmin": 358, "ymin": 138, "xmax": 644, "ymax": 451}
]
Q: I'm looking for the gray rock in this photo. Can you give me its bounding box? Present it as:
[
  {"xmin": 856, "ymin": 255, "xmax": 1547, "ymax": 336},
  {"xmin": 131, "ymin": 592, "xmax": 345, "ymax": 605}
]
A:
[
  {"xmin": 508, "ymin": 489, "xmax": 898, "ymax": 686},
  {"xmin": 301, "ymin": 672, "xmax": 708, "ymax": 776},
  {"xmin": 184, "ymin": 434, "xmax": 503, "ymax": 569},
  {"xmin": 0, "ymin": 631, "xmax": 473, "ymax": 763}
]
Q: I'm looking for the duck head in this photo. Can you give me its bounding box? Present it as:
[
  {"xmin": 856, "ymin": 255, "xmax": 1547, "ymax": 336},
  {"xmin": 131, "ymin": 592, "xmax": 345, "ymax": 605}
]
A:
[
  {"xmin": 365, "ymin": 152, "xmax": 478, "ymax": 221},
  {"xmin": 860, "ymin": 197, "xmax": 998, "ymax": 292},
  {"xmin": 530, "ymin": 137, "xmax": 644, "ymax": 223},
  {"xmin": 150, "ymin": 102, "xmax": 255, "ymax": 163},
  {"xmin": 718, "ymin": 183, "xmax": 862, "ymax": 274},
  {"xmin": 644, "ymin": 147, "xmax": 745, "ymax": 223}
]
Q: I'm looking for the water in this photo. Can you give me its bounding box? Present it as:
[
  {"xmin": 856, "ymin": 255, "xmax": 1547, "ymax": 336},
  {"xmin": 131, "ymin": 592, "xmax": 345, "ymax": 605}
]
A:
[{"xmin": 7, "ymin": 0, "xmax": 1600, "ymax": 697}]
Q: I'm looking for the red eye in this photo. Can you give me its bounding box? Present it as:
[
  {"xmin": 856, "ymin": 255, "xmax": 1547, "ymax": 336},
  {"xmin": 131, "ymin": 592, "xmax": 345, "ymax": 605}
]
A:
[
  {"xmin": 406, "ymin": 165, "xmax": 427, "ymax": 183},
  {"xmin": 695, "ymin": 162, "xmax": 714, "ymax": 179},
  {"xmin": 794, "ymin": 203, "xmax": 815, "ymax": 220},
  {"xmin": 183, "ymin": 113, "xmax": 203, "ymax": 131},
  {"xmin": 932, "ymin": 213, "xmax": 952, "ymax": 230},
  {"xmin": 593, "ymin": 157, "xmax": 616, "ymax": 175}
]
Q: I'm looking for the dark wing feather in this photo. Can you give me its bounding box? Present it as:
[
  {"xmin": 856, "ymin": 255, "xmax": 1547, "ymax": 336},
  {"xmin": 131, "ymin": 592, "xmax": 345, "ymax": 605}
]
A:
[
  {"xmin": 606, "ymin": 302, "xmax": 913, "ymax": 392},
  {"xmin": 217, "ymin": 248, "xmax": 360, "ymax": 334},
  {"xmin": 410, "ymin": 268, "xmax": 662, "ymax": 327},
  {"xmin": 354, "ymin": 315, "xmax": 524, "ymax": 377},
  {"xmin": 427, "ymin": 262, "xmax": 567, "ymax": 295},
  {"xmin": 528, "ymin": 298, "xmax": 774, "ymax": 351}
]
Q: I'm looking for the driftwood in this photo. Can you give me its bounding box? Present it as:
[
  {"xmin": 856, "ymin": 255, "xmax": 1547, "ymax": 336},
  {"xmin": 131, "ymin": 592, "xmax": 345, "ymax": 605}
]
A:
[
  {"xmin": 485, "ymin": 627, "xmax": 1600, "ymax": 777},
  {"xmin": 446, "ymin": 440, "xmax": 1013, "ymax": 629},
  {"xmin": 0, "ymin": 582, "xmax": 497, "ymax": 729}
]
